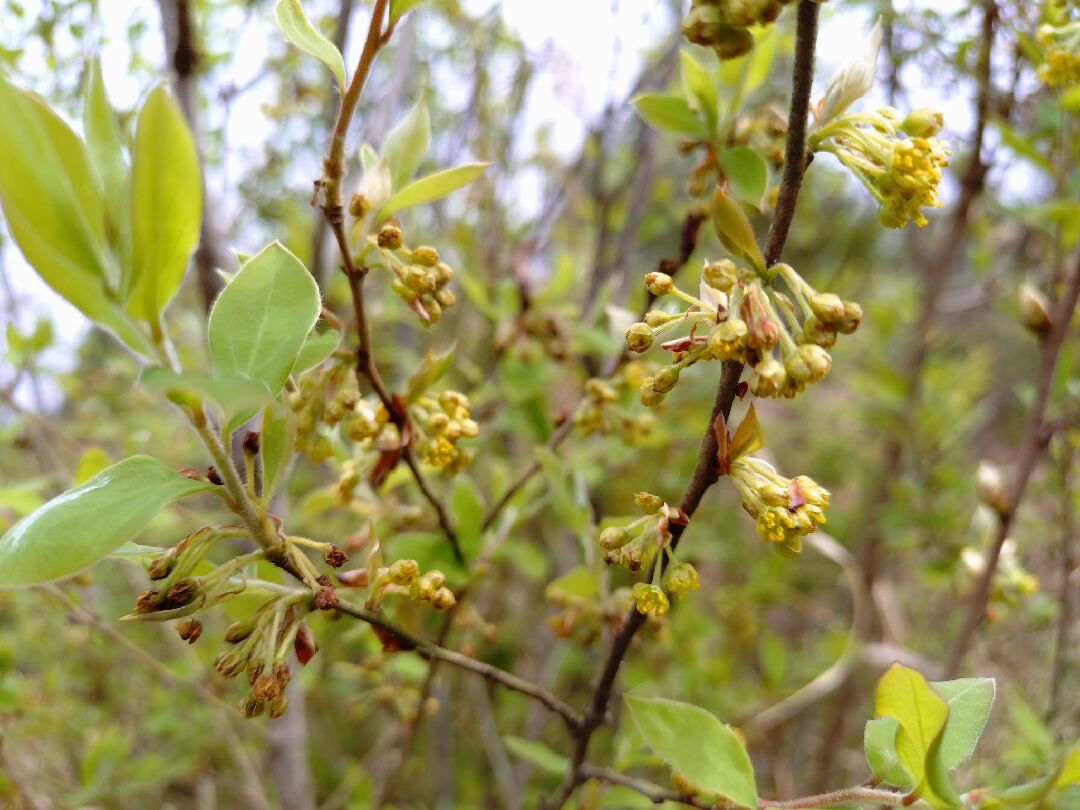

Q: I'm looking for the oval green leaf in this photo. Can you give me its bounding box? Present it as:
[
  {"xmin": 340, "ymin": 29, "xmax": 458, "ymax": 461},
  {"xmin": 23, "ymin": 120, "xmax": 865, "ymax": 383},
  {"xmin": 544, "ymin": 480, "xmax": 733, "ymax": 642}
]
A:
[
  {"xmin": 126, "ymin": 84, "xmax": 201, "ymax": 320},
  {"xmin": 719, "ymin": 147, "xmax": 769, "ymax": 209},
  {"xmin": 712, "ymin": 186, "xmax": 765, "ymax": 272},
  {"xmin": 874, "ymin": 664, "xmax": 949, "ymax": 795},
  {"xmin": 208, "ymin": 241, "xmax": 322, "ymax": 398},
  {"xmin": 632, "ymin": 93, "xmax": 709, "ymax": 139},
  {"xmin": 930, "ymin": 677, "xmax": 995, "ymax": 770},
  {"xmin": 274, "ymin": 0, "xmax": 347, "ymax": 91},
  {"xmin": 382, "ymin": 162, "xmax": 490, "ymax": 216},
  {"xmin": 384, "ymin": 99, "xmax": 431, "ymax": 191},
  {"xmin": 624, "ymin": 694, "xmax": 757, "ymax": 809},
  {"xmin": 0, "ymin": 456, "xmax": 214, "ymax": 587}
]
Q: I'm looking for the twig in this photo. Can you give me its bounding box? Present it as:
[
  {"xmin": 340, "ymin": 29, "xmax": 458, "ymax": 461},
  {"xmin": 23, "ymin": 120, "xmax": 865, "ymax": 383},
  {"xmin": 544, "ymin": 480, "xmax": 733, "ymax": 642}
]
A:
[
  {"xmin": 333, "ymin": 601, "xmax": 582, "ymax": 730},
  {"xmin": 946, "ymin": 250, "xmax": 1080, "ymax": 676},
  {"xmin": 543, "ymin": 6, "xmax": 821, "ymax": 807},
  {"xmin": 1047, "ymin": 444, "xmax": 1075, "ymax": 719}
]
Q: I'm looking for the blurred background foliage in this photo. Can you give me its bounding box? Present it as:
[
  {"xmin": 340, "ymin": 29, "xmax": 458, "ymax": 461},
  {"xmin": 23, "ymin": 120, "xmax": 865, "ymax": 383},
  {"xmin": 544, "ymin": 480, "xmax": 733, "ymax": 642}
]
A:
[{"xmin": 1, "ymin": 0, "xmax": 1079, "ymax": 808}]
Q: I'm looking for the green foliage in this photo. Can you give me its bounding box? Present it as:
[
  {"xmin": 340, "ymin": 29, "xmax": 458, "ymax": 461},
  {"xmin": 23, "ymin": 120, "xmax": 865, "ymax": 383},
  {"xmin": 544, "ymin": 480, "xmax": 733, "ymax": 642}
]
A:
[{"xmin": 273, "ymin": 0, "xmax": 347, "ymax": 91}]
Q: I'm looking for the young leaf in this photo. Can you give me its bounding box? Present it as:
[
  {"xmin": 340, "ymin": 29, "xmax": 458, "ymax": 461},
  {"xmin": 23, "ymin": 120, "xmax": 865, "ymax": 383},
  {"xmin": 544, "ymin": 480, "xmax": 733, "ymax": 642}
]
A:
[
  {"xmin": 406, "ymin": 343, "xmax": 456, "ymax": 401},
  {"xmin": 292, "ymin": 329, "xmax": 341, "ymax": 377},
  {"xmin": 74, "ymin": 447, "xmax": 113, "ymax": 485},
  {"xmin": 126, "ymin": 85, "xmax": 202, "ymax": 320},
  {"xmin": 712, "ymin": 186, "xmax": 765, "ymax": 272},
  {"xmin": 719, "ymin": 147, "xmax": 769, "ymax": 209},
  {"xmin": 544, "ymin": 566, "xmax": 599, "ymax": 601},
  {"xmin": 140, "ymin": 367, "xmax": 274, "ymax": 432},
  {"xmin": 384, "ymin": 99, "xmax": 431, "ymax": 190},
  {"xmin": 503, "ymin": 736, "xmax": 570, "ymax": 777},
  {"xmin": 83, "ymin": 59, "xmax": 132, "ymax": 290},
  {"xmin": 261, "ymin": 401, "xmax": 297, "ymax": 501},
  {"xmin": 382, "ymin": 162, "xmax": 490, "ymax": 216},
  {"xmin": 929, "ymin": 677, "xmax": 995, "ymax": 770},
  {"xmin": 451, "ymin": 476, "xmax": 485, "ymax": 560},
  {"xmin": 864, "ymin": 716, "xmax": 909, "ymax": 785},
  {"xmin": 874, "ymin": 664, "xmax": 949, "ymax": 796},
  {"xmin": 680, "ymin": 50, "xmax": 718, "ymax": 134},
  {"xmin": 623, "ymin": 695, "xmax": 757, "ymax": 809},
  {"xmin": 632, "ymin": 93, "xmax": 709, "ymax": 139},
  {"xmin": 818, "ymin": 22, "xmax": 882, "ymax": 125},
  {"xmin": 730, "ymin": 403, "xmax": 764, "ymax": 461},
  {"xmin": 208, "ymin": 242, "xmax": 322, "ymax": 399},
  {"xmin": 274, "ymin": 0, "xmax": 347, "ymax": 91},
  {"xmin": 0, "ymin": 456, "xmax": 214, "ymax": 587}
]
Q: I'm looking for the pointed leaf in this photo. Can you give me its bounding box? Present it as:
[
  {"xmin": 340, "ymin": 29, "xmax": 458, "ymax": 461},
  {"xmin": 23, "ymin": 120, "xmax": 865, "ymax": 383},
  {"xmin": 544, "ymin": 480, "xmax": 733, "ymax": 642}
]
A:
[
  {"xmin": 503, "ymin": 736, "xmax": 569, "ymax": 777},
  {"xmin": 930, "ymin": 678, "xmax": 995, "ymax": 770},
  {"xmin": 719, "ymin": 147, "xmax": 769, "ymax": 209},
  {"xmin": 382, "ymin": 163, "xmax": 490, "ymax": 216},
  {"xmin": 730, "ymin": 403, "xmax": 764, "ymax": 461},
  {"xmin": 680, "ymin": 50, "xmax": 718, "ymax": 133},
  {"xmin": 632, "ymin": 93, "xmax": 709, "ymax": 139},
  {"xmin": 0, "ymin": 456, "xmax": 214, "ymax": 587},
  {"xmin": 624, "ymin": 695, "xmax": 757, "ymax": 809},
  {"xmin": 389, "ymin": 0, "xmax": 430, "ymax": 25},
  {"xmin": 874, "ymin": 664, "xmax": 949, "ymax": 796},
  {"xmin": 261, "ymin": 401, "xmax": 297, "ymax": 501},
  {"xmin": 406, "ymin": 343, "xmax": 456, "ymax": 401},
  {"xmin": 126, "ymin": 85, "xmax": 201, "ymax": 320},
  {"xmin": 385, "ymin": 99, "xmax": 431, "ymax": 190},
  {"xmin": 712, "ymin": 186, "xmax": 764, "ymax": 272},
  {"xmin": 292, "ymin": 329, "xmax": 341, "ymax": 376},
  {"xmin": 274, "ymin": 0, "xmax": 347, "ymax": 91},
  {"xmin": 208, "ymin": 242, "xmax": 322, "ymax": 398},
  {"xmin": 864, "ymin": 716, "xmax": 908, "ymax": 785},
  {"xmin": 140, "ymin": 367, "xmax": 274, "ymax": 431}
]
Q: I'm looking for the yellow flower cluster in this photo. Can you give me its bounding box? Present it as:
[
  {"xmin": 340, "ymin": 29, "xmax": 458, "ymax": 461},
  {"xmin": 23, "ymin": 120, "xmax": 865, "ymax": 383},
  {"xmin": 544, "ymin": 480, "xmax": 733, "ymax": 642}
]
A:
[
  {"xmin": 729, "ymin": 456, "xmax": 829, "ymax": 556},
  {"xmin": 411, "ymin": 390, "xmax": 478, "ymax": 474},
  {"xmin": 1036, "ymin": 22, "xmax": 1080, "ymax": 87},
  {"xmin": 626, "ymin": 261, "xmax": 860, "ymax": 404},
  {"xmin": 369, "ymin": 223, "xmax": 457, "ymax": 325},
  {"xmin": 631, "ymin": 583, "xmax": 670, "ymax": 617},
  {"xmin": 812, "ymin": 107, "xmax": 951, "ymax": 228}
]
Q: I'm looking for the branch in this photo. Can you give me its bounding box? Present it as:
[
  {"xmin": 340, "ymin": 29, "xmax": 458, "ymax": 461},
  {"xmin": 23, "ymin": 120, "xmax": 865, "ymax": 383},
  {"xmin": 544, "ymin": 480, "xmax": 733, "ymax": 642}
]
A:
[
  {"xmin": 544, "ymin": 6, "xmax": 821, "ymax": 807},
  {"xmin": 333, "ymin": 601, "xmax": 582, "ymax": 730},
  {"xmin": 946, "ymin": 249, "xmax": 1080, "ymax": 676}
]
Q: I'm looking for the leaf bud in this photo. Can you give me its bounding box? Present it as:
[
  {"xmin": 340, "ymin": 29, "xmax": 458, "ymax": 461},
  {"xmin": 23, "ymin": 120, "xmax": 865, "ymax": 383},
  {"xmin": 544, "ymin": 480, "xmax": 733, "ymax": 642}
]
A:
[
  {"xmin": 377, "ymin": 223, "xmax": 403, "ymax": 249},
  {"xmin": 976, "ymin": 461, "xmax": 1009, "ymax": 515},
  {"xmin": 412, "ymin": 246, "xmax": 440, "ymax": 267},
  {"xmin": 389, "ymin": 558, "xmax": 420, "ymax": 585},
  {"xmin": 1018, "ymin": 284, "xmax": 1053, "ymax": 337},
  {"xmin": 625, "ymin": 322, "xmax": 654, "ymax": 353},
  {"xmin": 644, "ymin": 272, "xmax": 674, "ymax": 296},
  {"xmin": 323, "ymin": 544, "xmax": 348, "ymax": 568},
  {"xmin": 634, "ymin": 491, "xmax": 665, "ymax": 515}
]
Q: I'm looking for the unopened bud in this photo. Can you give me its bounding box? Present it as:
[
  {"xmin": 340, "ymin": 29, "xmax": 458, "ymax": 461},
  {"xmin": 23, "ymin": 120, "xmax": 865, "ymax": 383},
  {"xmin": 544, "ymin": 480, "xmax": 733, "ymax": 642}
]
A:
[
  {"xmin": 639, "ymin": 378, "xmax": 666, "ymax": 407},
  {"xmin": 644, "ymin": 310, "xmax": 674, "ymax": 328},
  {"xmin": 703, "ymin": 259, "xmax": 737, "ymax": 292},
  {"xmin": 902, "ymin": 108, "xmax": 944, "ymax": 138},
  {"xmin": 635, "ymin": 491, "xmax": 665, "ymax": 515},
  {"xmin": 225, "ymin": 619, "xmax": 256, "ymax": 644},
  {"xmin": 134, "ymin": 588, "xmax": 161, "ymax": 614},
  {"xmin": 625, "ymin": 323, "xmax": 654, "ymax": 353},
  {"xmin": 206, "ymin": 466, "xmax": 224, "ymax": 485},
  {"xmin": 976, "ymin": 461, "xmax": 1009, "ymax": 515},
  {"xmin": 433, "ymin": 587, "xmax": 457, "ymax": 611},
  {"xmin": 389, "ymin": 559, "xmax": 420, "ymax": 585},
  {"xmin": 412, "ymin": 246, "xmax": 439, "ymax": 267},
  {"xmin": 243, "ymin": 431, "xmax": 260, "ymax": 456},
  {"xmin": 809, "ymin": 292, "xmax": 845, "ymax": 323},
  {"xmin": 645, "ymin": 272, "xmax": 673, "ymax": 296},
  {"xmin": 796, "ymin": 344, "xmax": 831, "ymax": 382},
  {"xmin": 652, "ymin": 365, "xmax": 681, "ymax": 394},
  {"xmin": 1018, "ymin": 284, "xmax": 1052, "ymax": 337},
  {"xmin": 599, "ymin": 526, "xmax": 630, "ymax": 550},
  {"xmin": 836, "ymin": 300, "xmax": 863, "ymax": 334},
  {"xmin": 148, "ymin": 553, "xmax": 174, "ymax": 581},
  {"xmin": 349, "ymin": 193, "xmax": 370, "ymax": 218},
  {"xmin": 435, "ymin": 287, "xmax": 456, "ymax": 308},
  {"xmin": 377, "ymin": 223, "xmax": 403, "ymax": 250}
]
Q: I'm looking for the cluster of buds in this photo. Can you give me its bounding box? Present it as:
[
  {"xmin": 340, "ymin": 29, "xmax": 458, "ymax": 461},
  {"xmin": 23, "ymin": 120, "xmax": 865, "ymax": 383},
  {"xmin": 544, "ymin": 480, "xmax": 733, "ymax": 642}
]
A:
[
  {"xmin": 573, "ymin": 373, "xmax": 657, "ymax": 444},
  {"xmin": 288, "ymin": 361, "xmax": 389, "ymax": 463},
  {"xmin": 729, "ymin": 456, "xmax": 829, "ymax": 555},
  {"xmin": 626, "ymin": 260, "xmax": 860, "ymax": 404},
  {"xmin": 365, "ymin": 221, "xmax": 457, "ymax": 325},
  {"xmin": 359, "ymin": 558, "xmax": 457, "ymax": 612},
  {"xmin": 681, "ymin": 0, "xmax": 800, "ymax": 60},
  {"xmin": 811, "ymin": 106, "xmax": 951, "ymax": 228},
  {"xmin": 597, "ymin": 492, "xmax": 701, "ymax": 618},
  {"xmin": 1036, "ymin": 18, "xmax": 1080, "ymax": 87},
  {"xmin": 410, "ymin": 389, "xmax": 478, "ymax": 474}
]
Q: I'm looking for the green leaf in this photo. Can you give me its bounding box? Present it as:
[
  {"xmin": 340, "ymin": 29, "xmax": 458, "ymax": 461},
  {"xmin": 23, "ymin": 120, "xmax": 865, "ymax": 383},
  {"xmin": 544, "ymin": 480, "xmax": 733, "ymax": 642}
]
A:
[
  {"xmin": 545, "ymin": 566, "xmax": 599, "ymax": 602},
  {"xmin": 0, "ymin": 456, "xmax": 214, "ymax": 587},
  {"xmin": 719, "ymin": 147, "xmax": 769, "ymax": 209},
  {"xmin": 274, "ymin": 0, "xmax": 347, "ymax": 91},
  {"xmin": 208, "ymin": 242, "xmax": 322, "ymax": 399},
  {"xmin": 730, "ymin": 403, "xmax": 764, "ymax": 461},
  {"xmin": 389, "ymin": 0, "xmax": 430, "ymax": 25},
  {"xmin": 292, "ymin": 329, "xmax": 341, "ymax": 377},
  {"xmin": 451, "ymin": 476, "xmax": 484, "ymax": 560},
  {"xmin": 712, "ymin": 186, "xmax": 764, "ymax": 272},
  {"xmin": 623, "ymin": 695, "xmax": 757, "ymax": 808},
  {"xmin": 139, "ymin": 367, "xmax": 274, "ymax": 432},
  {"xmin": 74, "ymin": 447, "xmax": 113, "ymax": 485},
  {"xmin": 503, "ymin": 736, "xmax": 569, "ymax": 777},
  {"xmin": 631, "ymin": 93, "xmax": 709, "ymax": 139},
  {"xmin": 680, "ymin": 50, "xmax": 717, "ymax": 134},
  {"xmin": 406, "ymin": 343, "xmax": 456, "ymax": 401},
  {"xmin": 0, "ymin": 76, "xmax": 148, "ymax": 354},
  {"xmin": 382, "ymin": 162, "xmax": 490, "ymax": 216},
  {"xmin": 535, "ymin": 447, "xmax": 588, "ymax": 537},
  {"xmin": 126, "ymin": 84, "xmax": 201, "ymax": 320},
  {"xmin": 260, "ymin": 401, "xmax": 296, "ymax": 501},
  {"xmin": 384, "ymin": 99, "xmax": 431, "ymax": 190},
  {"xmin": 929, "ymin": 677, "xmax": 995, "ymax": 770},
  {"xmin": 83, "ymin": 59, "xmax": 131, "ymax": 291},
  {"xmin": 874, "ymin": 664, "xmax": 949, "ymax": 796},
  {"xmin": 1057, "ymin": 746, "xmax": 1080, "ymax": 788},
  {"xmin": 864, "ymin": 716, "xmax": 907, "ymax": 785}
]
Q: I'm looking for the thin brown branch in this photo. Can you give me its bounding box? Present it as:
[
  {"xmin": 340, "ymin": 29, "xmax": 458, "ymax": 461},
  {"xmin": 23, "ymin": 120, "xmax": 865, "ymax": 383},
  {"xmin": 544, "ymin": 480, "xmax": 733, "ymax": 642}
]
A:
[
  {"xmin": 1048, "ymin": 444, "xmax": 1076, "ymax": 719},
  {"xmin": 333, "ymin": 601, "xmax": 582, "ymax": 730},
  {"xmin": 946, "ymin": 249, "xmax": 1080, "ymax": 676},
  {"xmin": 543, "ymin": 6, "xmax": 821, "ymax": 807}
]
